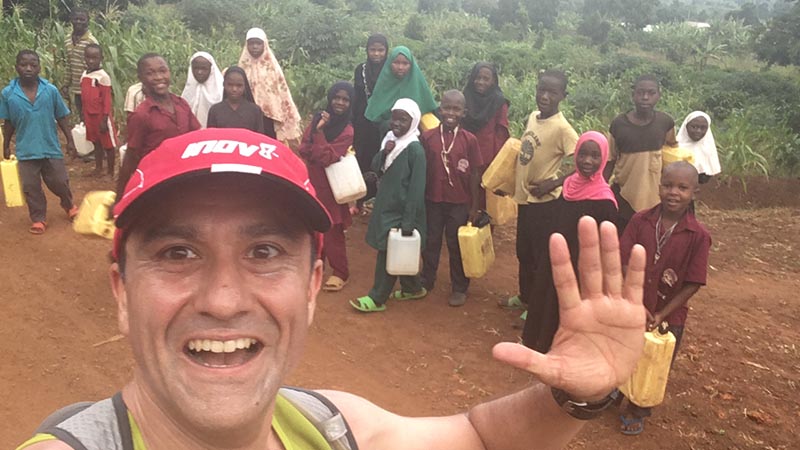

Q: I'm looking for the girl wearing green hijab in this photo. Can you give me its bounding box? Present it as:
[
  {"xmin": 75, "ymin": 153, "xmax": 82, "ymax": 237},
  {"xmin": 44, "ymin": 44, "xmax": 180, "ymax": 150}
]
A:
[{"xmin": 364, "ymin": 46, "xmax": 437, "ymax": 126}]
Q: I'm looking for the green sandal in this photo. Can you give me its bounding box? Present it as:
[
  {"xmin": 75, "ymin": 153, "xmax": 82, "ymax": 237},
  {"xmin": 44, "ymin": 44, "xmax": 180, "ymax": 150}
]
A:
[
  {"xmin": 349, "ymin": 296, "xmax": 386, "ymax": 313},
  {"xmin": 498, "ymin": 295, "xmax": 524, "ymax": 310},
  {"xmin": 391, "ymin": 288, "xmax": 428, "ymax": 301}
]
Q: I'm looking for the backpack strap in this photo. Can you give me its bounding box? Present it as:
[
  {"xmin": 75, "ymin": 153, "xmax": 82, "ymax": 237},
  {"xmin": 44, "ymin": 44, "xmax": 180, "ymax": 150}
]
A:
[
  {"xmin": 279, "ymin": 387, "xmax": 359, "ymax": 450},
  {"xmin": 32, "ymin": 393, "xmax": 133, "ymax": 450}
]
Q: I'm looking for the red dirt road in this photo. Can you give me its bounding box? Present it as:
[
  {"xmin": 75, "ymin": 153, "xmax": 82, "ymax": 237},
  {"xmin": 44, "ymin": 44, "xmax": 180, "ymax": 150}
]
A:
[{"xmin": 1, "ymin": 168, "xmax": 798, "ymax": 449}]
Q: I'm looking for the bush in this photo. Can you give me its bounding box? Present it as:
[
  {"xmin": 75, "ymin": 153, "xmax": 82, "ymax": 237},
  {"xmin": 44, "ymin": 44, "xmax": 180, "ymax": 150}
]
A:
[{"xmin": 177, "ymin": 0, "xmax": 259, "ymax": 34}]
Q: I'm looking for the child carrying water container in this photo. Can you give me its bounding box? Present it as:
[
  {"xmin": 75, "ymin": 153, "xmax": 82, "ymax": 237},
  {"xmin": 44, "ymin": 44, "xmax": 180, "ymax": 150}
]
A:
[
  {"xmin": 350, "ymin": 98, "xmax": 427, "ymax": 313},
  {"xmin": 618, "ymin": 161, "xmax": 711, "ymax": 436},
  {"xmin": 419, "ymin": 90, "xmax": 483, "ymax": 307},
  {"xmin": 1, "ymin": 50, "xmax": 78, "ymax": 234},
  {"xmin": 80, "ymin": 43, "xmax": 117, "ymax": 177},
  {"xmin": 462, "ymin": 62, "xmax": 510, "ymax": 209},
  {"xmin": 298, "ymin": 81, "xmax": 355, "ymax": 293},
  {"xmin": 522, "ymin": 131, "xmax": 618, "ymax": 353},
  {"xmin": 498, "ymin": 70, "xmax": 578, "ymax": 314},
  {"xmin": 677, "ymin": 111, "xmax": 721, "ymax": 184}
]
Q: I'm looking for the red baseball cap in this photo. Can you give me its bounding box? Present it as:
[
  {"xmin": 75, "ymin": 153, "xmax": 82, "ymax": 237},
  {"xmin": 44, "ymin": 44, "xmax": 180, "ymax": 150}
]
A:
[{"xmin": 112, "ymin": 128, "xmax": 331, "ymax": 258}]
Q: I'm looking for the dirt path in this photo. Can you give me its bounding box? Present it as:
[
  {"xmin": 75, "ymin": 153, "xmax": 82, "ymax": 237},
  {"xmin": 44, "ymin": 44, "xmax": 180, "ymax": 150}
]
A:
[{"xmin": 0, "ymin": 168, "xmax": 798, "ymax": 449}]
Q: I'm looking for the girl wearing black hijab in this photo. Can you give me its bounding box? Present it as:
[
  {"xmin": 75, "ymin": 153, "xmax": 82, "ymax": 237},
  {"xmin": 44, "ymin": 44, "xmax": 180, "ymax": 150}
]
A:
[
  {"xmin": 353, "ymin": 34, "xmax": 389, "ymax": 191},
  {"xmin": 298, "ymin": 81, "xmax": 356, "ymax": 292},
  {"xmin": 462, "ymin": 62, "xmax": 510, "ymax": 208}
]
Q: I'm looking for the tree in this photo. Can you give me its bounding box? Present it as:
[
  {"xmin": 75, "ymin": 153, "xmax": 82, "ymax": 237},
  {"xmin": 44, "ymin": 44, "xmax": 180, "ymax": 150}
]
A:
[
  {"xmin": 522, "ymin": 0, "xmax": 559, "ymax": 31},
  {"xmin": 754, "ymin": 3, "xmax": 800, "ymax": 66},
  {"xmin": 726, "ymin": 2, "xmax": 762, "ymax": 26},
  {"xmin": 582, "ymin": 0, "xmax": 658, "ymax": 29}
]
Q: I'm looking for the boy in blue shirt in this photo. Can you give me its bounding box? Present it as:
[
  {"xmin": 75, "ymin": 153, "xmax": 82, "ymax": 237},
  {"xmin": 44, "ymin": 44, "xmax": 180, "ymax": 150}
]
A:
[{"xmin": 1, "ymin": 50, "xmax": 78, "ymax": 234}]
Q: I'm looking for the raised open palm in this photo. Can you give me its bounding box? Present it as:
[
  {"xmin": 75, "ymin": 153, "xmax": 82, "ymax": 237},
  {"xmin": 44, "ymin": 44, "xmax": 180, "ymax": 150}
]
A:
[{"xmin": 494, "ymin": 217, "xmax": 647, "ymax": 401}]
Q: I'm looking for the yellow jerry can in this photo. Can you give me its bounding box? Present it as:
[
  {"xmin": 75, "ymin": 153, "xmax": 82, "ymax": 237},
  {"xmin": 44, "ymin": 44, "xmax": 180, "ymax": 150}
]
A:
[
  {"xmin": 481, "ymin": 137, "xmax": 520, "ymax": 195},
  {"xmin": 1, "ymin": 155, "xmax": 26, "ymax": 207},
  {"xmin": 662, "ymin": 146, "xmax": 695, "ymax": 166},
  {"xmin": 419, "ymin": 112, "xmax": 440, "ymax": 132},
  {"xmin": 458, "ymin": 222, "xmax": 495, "ymax": 278},
  {"xmin": 486, "ymin": 191, "xmax": 517, "ymax": 226},
  {"xmin": 619, "ymin": 326, "xmax": 677, "ymax": 408},
  {"xmin": 73, "ymin": 190, "xmax": 116, "ymax": 240}
]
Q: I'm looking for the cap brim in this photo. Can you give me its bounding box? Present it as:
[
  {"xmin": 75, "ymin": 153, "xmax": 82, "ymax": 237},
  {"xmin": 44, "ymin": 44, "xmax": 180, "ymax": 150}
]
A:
[{"xmin": 115, "ymin": 169, "xmax": 332, "ymax": 233}]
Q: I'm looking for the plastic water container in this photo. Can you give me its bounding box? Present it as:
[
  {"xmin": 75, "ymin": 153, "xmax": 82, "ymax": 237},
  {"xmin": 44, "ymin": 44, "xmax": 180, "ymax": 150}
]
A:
[
  {"xmin": 325, "ymin": 151, "xmax": 367, "ymax": 204},
  {"xmin": 486, "ymin": 191, "xmax": 517, "ymax": 226},
  {"xmin": 619, "ymin": 326, "xmax": 677, "ymax": 407},
  {"xmin": 458, "ymin": 222, "xmax": 495, "ymax": 278},
  {"xmin": 419, "ymin": 112, "xmax": 440, "ymax": 132},
  {"xmin": 386, "ymin": 228, "xmax": 421, "ymax": 275},
  {"xmin": 73, "ymin": 190, "xmax": 116, "ymax": 240},
  {"xmin": 662, "ymin": 146, "xmax": 695, "ymax": 166},
  {"xmin": 482, "ymin": 138, "xmax": 520, "ymax": 195},
  {"xmin": 118, "ymin": 143, "xmax": 127, "ymax": 166},
  {"xmin": 1, "ymin": 155, "xmax": 26, "ymax": 207},
  {"xmin": 71, "ymin": 123, "xmax": 94, "ymax": 156}
]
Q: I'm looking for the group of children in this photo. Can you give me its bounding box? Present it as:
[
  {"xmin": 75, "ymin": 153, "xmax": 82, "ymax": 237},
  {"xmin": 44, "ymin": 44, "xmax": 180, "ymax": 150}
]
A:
[
  {"xmin": 294, "ymin": 35, "xmax": 714, "ymax": 438},
  {"xmin": 1, "ymin": 21, "xmax": 718, "ymax": 437}
]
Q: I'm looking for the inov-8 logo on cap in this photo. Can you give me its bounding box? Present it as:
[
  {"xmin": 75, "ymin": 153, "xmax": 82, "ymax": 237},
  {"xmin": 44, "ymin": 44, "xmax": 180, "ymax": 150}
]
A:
[{"xmin": 181, "ymin": 139, "xmax": 280, "ymax": 161}]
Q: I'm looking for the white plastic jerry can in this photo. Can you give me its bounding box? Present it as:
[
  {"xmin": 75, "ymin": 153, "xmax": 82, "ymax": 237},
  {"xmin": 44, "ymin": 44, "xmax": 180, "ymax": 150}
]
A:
[
  {"xmin": 386, "ymin": 228, "xmax": 421, "ymax": 276},
  {"xmin": 619, "ymin": 326, "xmax": 677, "ymax": 408},
  {"xmin": 325, "ymin": 150, "xmax": 367, "ymax": 204},
  {"xmin": 458, "ymin": 222, "xmax": 495, "ymax": 278},
  {"xmin": 71, "ymin": 122, "xmax": 94, "ymax": 156},
  {"xmin": 72, "ymin": 190, "xmax": 117, "ymax": 240}
]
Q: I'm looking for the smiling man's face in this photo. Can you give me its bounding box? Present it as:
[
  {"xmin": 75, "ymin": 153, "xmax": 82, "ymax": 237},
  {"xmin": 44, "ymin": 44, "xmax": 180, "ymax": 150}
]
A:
[{"xmin": 110, "ymin": 174, "xmax": 322, "ymax": 439}]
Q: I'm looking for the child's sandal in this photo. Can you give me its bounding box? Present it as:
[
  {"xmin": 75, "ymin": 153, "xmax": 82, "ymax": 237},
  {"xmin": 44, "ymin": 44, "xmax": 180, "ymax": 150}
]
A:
[{"xmin": 29, "ymin": 222, "xmax": 47, "ymax": 235}]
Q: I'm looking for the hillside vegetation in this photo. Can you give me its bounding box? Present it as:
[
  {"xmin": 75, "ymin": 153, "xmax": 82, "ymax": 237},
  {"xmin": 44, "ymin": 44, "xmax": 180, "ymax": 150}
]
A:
[{"xmin": 1, "ymin": 0, "xmax": 798, "ymax": 177}]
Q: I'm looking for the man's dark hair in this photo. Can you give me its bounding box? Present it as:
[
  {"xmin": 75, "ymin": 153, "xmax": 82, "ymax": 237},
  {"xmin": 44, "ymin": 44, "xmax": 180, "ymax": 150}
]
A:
[
  {"xmin": 633, "ymin": 74, "xmax": 659, "ymax": 90},
  {"xmin": 16, "ymin": 50, "xmax": 39, "ymax": 64},
  {"xmin": 137, "ymin": 53, "xmax": 165, "ymax": 75},
  {"xmin": 539, "ymin": 69, "xmax": 568, "ymax": 92},
  {"xmin": 85, "ymin": 43, "xmax": 103, "ymax": 57},
  {"xmin": 69, "ymin": 8, "xmax": 89, "ymax": 19}
]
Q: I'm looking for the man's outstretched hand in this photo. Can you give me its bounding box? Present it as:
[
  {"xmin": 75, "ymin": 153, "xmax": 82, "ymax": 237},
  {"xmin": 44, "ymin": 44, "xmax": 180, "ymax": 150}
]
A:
[{"xmin": 493, "ymin": 217, "xmax": 647, "ymax": 402}]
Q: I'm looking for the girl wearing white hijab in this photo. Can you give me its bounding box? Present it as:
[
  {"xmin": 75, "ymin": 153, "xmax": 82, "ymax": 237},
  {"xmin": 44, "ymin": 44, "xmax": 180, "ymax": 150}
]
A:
[
  {"xmin": 238, "ymin": 27, "xmax": 302, "ymax": 142},
  {"xmin": 351, "ymin": 98, "xmax": 428, "ymax": 313},
  {"xmin": 181, "ymin": 51, "xmax": 223, "ymax": 128},
  {"xmin": 677, "ymin": 111, "xmax": 721, "ymax": 183}
]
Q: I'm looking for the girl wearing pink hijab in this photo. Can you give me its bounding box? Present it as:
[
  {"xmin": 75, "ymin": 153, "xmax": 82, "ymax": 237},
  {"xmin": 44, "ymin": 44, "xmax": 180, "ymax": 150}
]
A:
[{"xmin": 521, "ymin": 131, "xmax": 618, "ymax": 353}]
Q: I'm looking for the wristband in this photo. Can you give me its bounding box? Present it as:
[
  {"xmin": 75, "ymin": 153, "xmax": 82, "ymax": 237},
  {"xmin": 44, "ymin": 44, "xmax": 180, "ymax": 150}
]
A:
[{"xmin": 550, "ymin": 387, "xmax": 620, "ymax": 421}]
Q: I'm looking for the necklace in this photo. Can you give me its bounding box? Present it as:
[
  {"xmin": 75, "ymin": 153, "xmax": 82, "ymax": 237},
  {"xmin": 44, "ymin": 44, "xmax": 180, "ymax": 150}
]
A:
[
  {"xmin": 362, "ymin": 64, "xmax": 372, "ymax": 98},
  {"xmin": 654, "ymin": 214, "xmax": 678, "ymax": 264},
  {"xmin": 439, "ymin": 125, "xmax": 459, "ymax": 187}
]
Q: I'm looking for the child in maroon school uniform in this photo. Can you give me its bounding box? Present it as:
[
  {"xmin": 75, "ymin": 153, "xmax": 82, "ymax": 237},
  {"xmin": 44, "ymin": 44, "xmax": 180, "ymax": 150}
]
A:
[
  {"xmin": 618, "ymin": 161, "xmax": 712, "ymax": 436},
  {"xmin": 420, "ymin": 90, "xmax": 483, "ymax": 307},
  {"xmin": 80, "ymin": 43, "xmax": 117, "ymax": 177},
  {"xmin": 298, "ymin": 81, "xmax": 355, "ymax": 292},
  {"xmin": 461, "ymin": 62, "xmax": 510, "ymax": 210}
]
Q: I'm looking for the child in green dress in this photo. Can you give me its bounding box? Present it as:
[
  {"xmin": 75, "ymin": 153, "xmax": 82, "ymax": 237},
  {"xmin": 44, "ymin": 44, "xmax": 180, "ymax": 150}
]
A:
[{"xmin": 351, "ymin": 98, "xmax": 427, "ymax": 312}]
